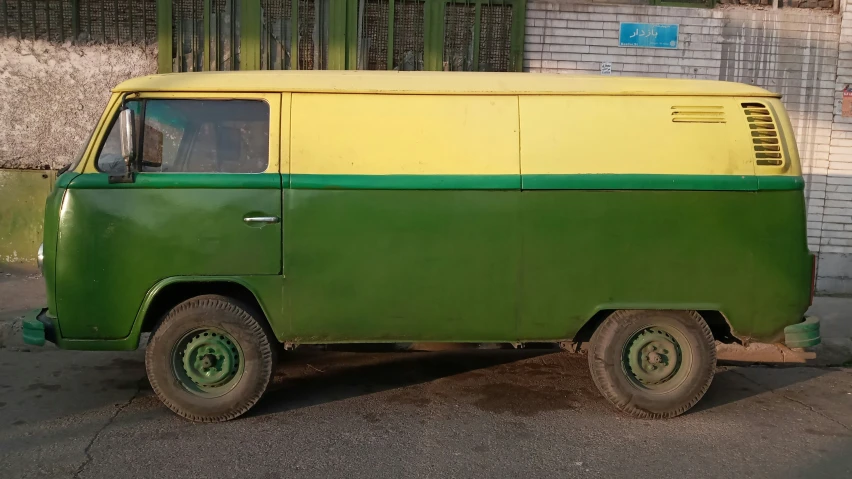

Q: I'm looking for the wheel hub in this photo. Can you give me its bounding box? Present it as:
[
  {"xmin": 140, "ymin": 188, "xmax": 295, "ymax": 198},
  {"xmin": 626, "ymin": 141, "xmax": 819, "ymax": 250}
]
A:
[
  {"xmin": 625, "ymin": 327, "xmax": 682, "ymax": 387},
  {"xmin": 178, "ymin": 330, "xmax": 241, "ymax": 389}
]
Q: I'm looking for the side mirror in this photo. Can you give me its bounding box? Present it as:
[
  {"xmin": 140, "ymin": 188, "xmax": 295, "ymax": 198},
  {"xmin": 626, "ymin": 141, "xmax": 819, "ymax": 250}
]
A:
[
  {"xmin": 109, "ymin": 108, "xmax": 136, "ymax": 184},
  {"xmin": 119, "ymin": 109, "xmax": 135, "ymax": 161}
]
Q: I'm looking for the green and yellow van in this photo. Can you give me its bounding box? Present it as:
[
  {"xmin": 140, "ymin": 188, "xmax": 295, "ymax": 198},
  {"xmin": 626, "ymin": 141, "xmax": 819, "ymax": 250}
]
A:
[{"xmin": 23, "ymin": 71, "xmax": 820, "ymax": 421}]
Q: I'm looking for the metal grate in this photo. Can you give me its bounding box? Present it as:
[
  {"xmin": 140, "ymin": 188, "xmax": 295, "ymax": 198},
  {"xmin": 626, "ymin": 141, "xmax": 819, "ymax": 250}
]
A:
[
  {"xmin": 443, "ymin": 3, "xmax": 474, "ymax": 71},
  {"xmin": 742, "ymin": 102, "xmax": 783, "ymax": 166},
  {"xmin": 1, "ymin": 0, "xmax": 156, "ymax": 44},
  {"xmin": 392, "ymin": 0, "xmax": 423, "ymax": 71},
  {"xmin": 478, "ymin": 2, "xmax": 511, "ymax": 72},
  {"xmin": 360, "ymin": 0, "xmax": 388, "ymax": 70},
  {"xmin": 261, "ymin": 0, "xmax": 292, "ymax": 70}
]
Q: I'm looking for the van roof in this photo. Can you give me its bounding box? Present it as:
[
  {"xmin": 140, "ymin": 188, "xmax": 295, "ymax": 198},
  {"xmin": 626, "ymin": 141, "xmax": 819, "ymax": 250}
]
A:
[{"xmin": 113, "ymin": 70, "xmax": 779, "ymax": 97}]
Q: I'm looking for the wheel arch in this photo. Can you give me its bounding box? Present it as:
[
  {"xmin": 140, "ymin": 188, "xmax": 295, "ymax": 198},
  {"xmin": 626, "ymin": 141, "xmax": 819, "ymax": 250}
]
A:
[
  {"xmin": 136, "ymin": 277, "xmax": 276, "ymax": 338},
  {"xmin": 573, "ymin": 307, "xmax": 742, "ymax": 345}
]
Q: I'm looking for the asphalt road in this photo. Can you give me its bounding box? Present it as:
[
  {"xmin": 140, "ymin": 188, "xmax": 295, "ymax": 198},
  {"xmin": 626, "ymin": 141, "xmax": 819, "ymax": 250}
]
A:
[{"xmin": 1, "ymin": 345, "xmax": 851, "ymax": 479}]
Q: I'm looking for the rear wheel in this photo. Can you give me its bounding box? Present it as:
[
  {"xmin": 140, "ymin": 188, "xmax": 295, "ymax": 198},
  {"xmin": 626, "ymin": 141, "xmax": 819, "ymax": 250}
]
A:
[
  {"xmin": 146, "ymin": 295, "xmax": 277, "ymax": 422},
  {"xmin": 588, "ymin": 310, "xmax": 716, "ymax": 419}
]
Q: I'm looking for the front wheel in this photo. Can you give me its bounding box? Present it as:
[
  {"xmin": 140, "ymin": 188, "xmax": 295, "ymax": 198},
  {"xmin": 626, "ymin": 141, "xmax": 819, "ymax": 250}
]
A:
[
  {"xmin": 146, "ymin": 295, "xmax": 277, "ymax": 422},
  {"xmin": 588, "ymin": 310, "xmax": 716, "ymax": 419}
]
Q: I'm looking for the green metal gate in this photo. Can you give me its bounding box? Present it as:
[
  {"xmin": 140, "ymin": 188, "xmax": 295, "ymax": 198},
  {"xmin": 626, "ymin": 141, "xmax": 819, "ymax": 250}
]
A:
[{"xmin": 158, "ymin": 0, "xmax": 524, "ymax": 72}]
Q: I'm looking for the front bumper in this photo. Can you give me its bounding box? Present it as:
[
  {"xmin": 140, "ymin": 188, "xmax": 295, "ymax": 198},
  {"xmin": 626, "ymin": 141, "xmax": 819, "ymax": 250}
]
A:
[
  {"xmin": 784, "ymin": 316, "xmax": 821, "ymax": 348},
  {"xmin": 22, "ymin": 308, "xmax": 57, "ymax": 347}
]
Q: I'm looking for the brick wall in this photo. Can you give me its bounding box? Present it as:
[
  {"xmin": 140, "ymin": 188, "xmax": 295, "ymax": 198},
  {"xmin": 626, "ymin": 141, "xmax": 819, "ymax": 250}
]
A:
[{"xmin": 525, "ymin": 2, "xmax": 849, "ymax": 293}]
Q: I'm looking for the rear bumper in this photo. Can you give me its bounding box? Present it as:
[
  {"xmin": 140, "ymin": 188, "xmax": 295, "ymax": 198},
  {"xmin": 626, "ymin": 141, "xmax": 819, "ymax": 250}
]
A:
[
  {"xmin": 784, "ymin": 316, "xmax": 820, "ymax": 348},
  {"xmin": 22, "ymin": 308, "xmax": 57, "ymax": 347}
]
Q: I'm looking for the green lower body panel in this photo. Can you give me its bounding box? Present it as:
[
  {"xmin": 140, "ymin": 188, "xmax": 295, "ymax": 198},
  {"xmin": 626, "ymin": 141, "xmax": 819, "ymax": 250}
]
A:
[
  {"xmin": 282, "ymin": 188, "xmax": 811, "ymax": 344},
  {"xmin": 284, "ymin": 189, "xmax": 520, "ymax": 342},
  {"xmin": 519, "ymin": 190, "xmax": 811, "ymax": 342},
  {"xmin": 784, "ymin": 316, "xmax": 821, "ymax": 348}
]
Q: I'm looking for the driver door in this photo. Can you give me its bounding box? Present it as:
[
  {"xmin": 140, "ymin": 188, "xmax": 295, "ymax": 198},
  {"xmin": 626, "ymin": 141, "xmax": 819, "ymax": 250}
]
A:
[{"xmin": 55, "ymin": 92, "xmax": 283, "ymax": 340}]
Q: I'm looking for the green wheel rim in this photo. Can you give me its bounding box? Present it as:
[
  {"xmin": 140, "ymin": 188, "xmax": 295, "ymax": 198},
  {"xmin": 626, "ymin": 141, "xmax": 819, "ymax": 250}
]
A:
[
  {"xmin": 622, "ymin": 325, "xmax": 692, "ymax": 393},
  {"xmin": 171, "ymin": 328, "xmax": 244, "ymax": 398}
]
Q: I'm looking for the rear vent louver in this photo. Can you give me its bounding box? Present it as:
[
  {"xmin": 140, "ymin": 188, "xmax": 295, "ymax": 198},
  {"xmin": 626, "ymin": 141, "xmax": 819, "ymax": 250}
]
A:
[
  {"xmin": 742, "ymin": 102, "xmax": 783, "ymax": 166},
  {"xmin": 670, "ymin": 106, "xmax": 726, "ymax": 123}
]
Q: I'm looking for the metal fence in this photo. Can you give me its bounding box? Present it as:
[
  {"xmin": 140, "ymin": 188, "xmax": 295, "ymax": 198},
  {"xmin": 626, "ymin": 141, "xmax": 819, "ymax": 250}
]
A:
[{"xmin": 1, "ymin": 0, "xmax": 158, "ymax": 43}]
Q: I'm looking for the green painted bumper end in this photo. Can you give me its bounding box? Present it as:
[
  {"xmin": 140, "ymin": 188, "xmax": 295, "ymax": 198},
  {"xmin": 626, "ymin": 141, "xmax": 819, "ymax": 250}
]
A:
[
  {"xmin": 22, "ymin": 308, "xmax": 55, "ymax": 347},
  {"xmin": 784, "ymin": 316, "xmax": 821, "ymax": 348}
]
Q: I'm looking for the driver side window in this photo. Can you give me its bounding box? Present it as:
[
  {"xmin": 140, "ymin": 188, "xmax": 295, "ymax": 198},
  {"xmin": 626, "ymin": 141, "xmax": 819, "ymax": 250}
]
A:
[{"xmin": 96, "ymin": 98, "xmax": 269, "ymax": 173}]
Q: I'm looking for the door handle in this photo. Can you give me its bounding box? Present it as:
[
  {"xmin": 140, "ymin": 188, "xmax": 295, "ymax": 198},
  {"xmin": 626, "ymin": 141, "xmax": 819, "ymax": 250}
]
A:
[{"xmin": 243, "ymin": 216, "xmax": 280, "ymax": 225}]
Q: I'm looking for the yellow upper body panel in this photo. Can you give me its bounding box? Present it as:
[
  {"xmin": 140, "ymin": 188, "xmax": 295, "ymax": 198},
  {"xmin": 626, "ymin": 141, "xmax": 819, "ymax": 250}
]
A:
[{"xmin": 113, "ymin": 70, "xmax": 779, "ymax": 98}]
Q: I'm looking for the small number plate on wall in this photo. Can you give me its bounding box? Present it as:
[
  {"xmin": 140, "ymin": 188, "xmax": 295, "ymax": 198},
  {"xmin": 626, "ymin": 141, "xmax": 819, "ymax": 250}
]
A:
[{"xmin": 619, "ymin": 23, "xmax": 679, "ymax": 49}]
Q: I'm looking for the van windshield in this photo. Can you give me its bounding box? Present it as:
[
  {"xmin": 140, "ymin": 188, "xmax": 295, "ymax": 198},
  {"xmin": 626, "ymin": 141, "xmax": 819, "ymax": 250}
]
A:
[{"xmin": 59, "ymin": 126, "xmax": 96, "ymax": 175}]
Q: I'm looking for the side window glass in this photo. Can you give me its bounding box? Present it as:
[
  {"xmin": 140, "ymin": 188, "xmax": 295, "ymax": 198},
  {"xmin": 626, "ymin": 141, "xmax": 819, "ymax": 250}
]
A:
[
  {"xmin": 139, "ymin": 100, "xmax": 186, "ymax": 172},
  {"xmin": 142, "ymin": 99, "xmax": 269, "ymax": 173},
  {"xmin": 96, "ymin": 101, "xmax": 142, "ymax": 174}
]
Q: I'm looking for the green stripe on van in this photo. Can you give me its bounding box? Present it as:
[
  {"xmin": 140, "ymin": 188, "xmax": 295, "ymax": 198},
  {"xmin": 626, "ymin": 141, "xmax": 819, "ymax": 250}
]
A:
[
  {"xmin": 290, "ymin": 174, "xmax": 804, "ymax": 191},
  {"xmin": 523, "ymin": 174, "xmax": 806, "ymax": 191},
  {"xmin": 289, "ymin": 174, "xmax": 521, "ymax": 190},
  {"xmin": 66, "ymin": 173, "xmax": 804, "ymax": 192},
  {"xmin": 69, "ymin": 173, "xmax": 282, "ymax": 189}
]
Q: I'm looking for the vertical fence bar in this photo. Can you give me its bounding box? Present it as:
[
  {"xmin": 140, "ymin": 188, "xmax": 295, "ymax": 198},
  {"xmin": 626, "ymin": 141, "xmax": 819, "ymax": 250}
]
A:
[
  {"xmin": 509, "ymin": 0, "xmax": 523, "ymax": 71},
  {"xmin": 46, "ymin": 1, "xmax": 52, "ymax": 41},
  {"xmin": 30, "ymin": 0, "xmax": 36, "ymax": 39},
  {"xmin": 216, "ymin": 0, "xmax": 222, "ymax": 70},
  {"xmin": 100, "ymin": 0, "xmax": 105, "ymax": 41},
  {"xmin": 327, "ymin": 0, "xmax": 346, "ymax": 69},
  {"xmin": 129, "ymin": 0, "xmax": 135, "ymax": 42},
  {"xmin": 386, "ymin": 0, "xmax": 393, "ymax": 70},
  {"xmin": 157, "ymin": 0, "xmax": 173, "ymax": 72},
  {"xmin": 115, "ymin": 0, "xmax": 120, "ymax": 42},
  {"xmin": 177, "ymin": 4, "xmax": 183, "ymax": 71},
  {"xmin": 203, "ymin": 0, "xmax": 211, "ymax": 69},
  {"xmin": 230, "ymin": 0, "xmax": 237, "ymax": 70},
  {"xmin": 472, "ymin": 1, "xmax": 481, "ymax": 70},
  {"xmin": 142, "ymin": 0, "xmax": 147, "ymax": 43},
  {"xmin": 16, "ymin": 0, "xmax": 22, "ymax": 39},
  {"xmin": 423, "ymin": 0, "xmax": 444, "ymax": 71},
  {"xmin": 71, "ymin": 0, "xmax": 79, "ymax": 42},
  {"xmin": 191, "ymin": 0, "xmax": 197, "ymax": 70},
  {"xmin": 291, "ymin": 0, "xmax": 299, "ymax": 69},
  {"xmin": 346, "ymin": 0, "xmax": 357, "ymax": 68},
  {"xmin": 1, "ymin": 0, "xmax": 7, "ymax": 37},
  {"xmin": 240, "ymin": 0, "xmax": 261, "ymax": 70},
  {"xmin": 59, "ymin": 0, "xmax": 65, "ymax": 42}
]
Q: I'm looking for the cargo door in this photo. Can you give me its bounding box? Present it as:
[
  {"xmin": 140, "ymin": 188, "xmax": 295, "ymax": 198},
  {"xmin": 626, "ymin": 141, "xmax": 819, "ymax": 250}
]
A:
[{"xmin": 284, "ymin": 93, "xmax": 521, "ymax": 342}]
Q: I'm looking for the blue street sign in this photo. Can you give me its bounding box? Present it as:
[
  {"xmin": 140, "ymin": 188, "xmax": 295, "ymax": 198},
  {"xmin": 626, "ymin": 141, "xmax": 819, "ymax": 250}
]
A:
[{"xmin": 619, "ymin": 22, "xmax": 679, "ymax": 49}]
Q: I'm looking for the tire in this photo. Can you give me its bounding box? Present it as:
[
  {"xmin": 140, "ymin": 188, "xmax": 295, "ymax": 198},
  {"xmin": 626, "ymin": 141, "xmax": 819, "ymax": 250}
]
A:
[
  {"xmin": 588, "ymin": 309, "xmax": 716, "ymax": 419},
  {"xmin": 145, "ymin": 295, "xmax": 277, "ymax": 422}
]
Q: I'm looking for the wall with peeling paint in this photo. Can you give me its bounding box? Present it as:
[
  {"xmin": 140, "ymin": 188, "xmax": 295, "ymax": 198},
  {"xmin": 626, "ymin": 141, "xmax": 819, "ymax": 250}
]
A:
[{"xmin": 0, "ymin": 38, "xmax": 157, "ymax": 170}]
